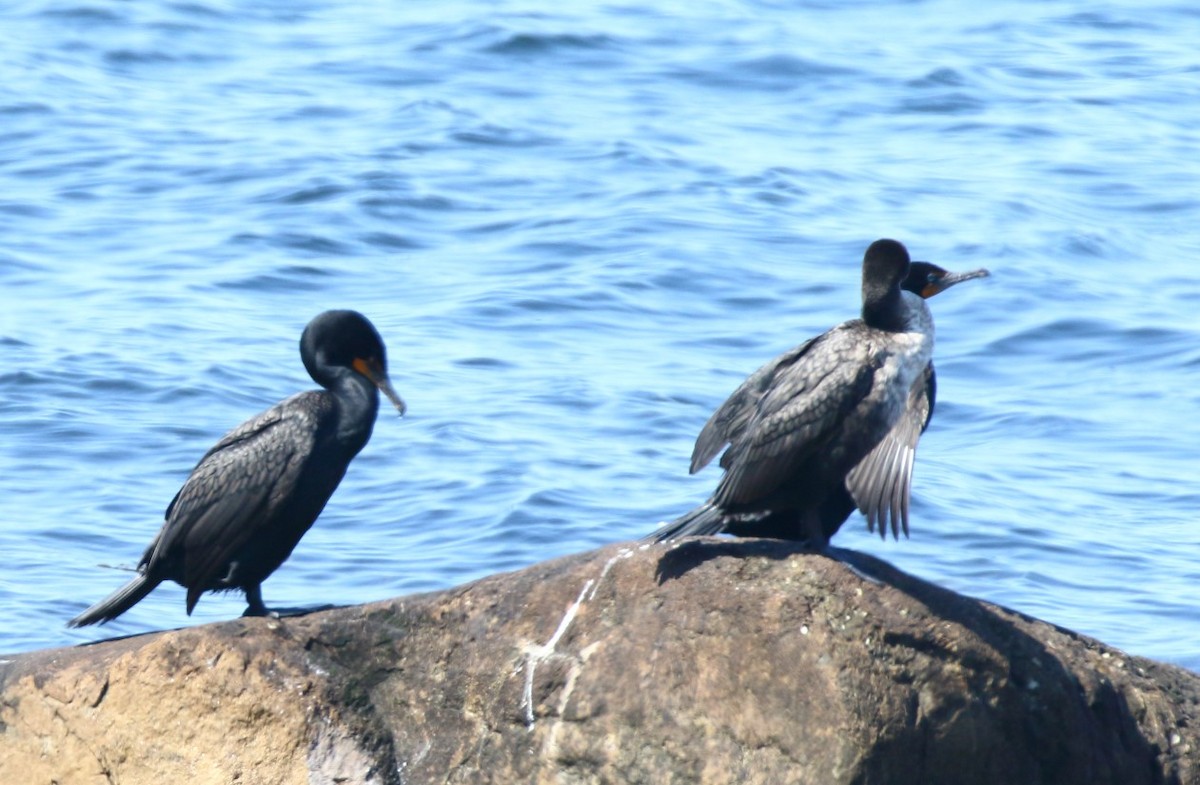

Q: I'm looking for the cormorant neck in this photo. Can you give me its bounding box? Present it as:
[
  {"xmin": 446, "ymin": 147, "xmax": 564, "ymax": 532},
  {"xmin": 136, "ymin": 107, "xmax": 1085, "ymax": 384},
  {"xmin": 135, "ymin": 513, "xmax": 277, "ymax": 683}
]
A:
[
  {"xmin": 329, "ymin": 368, "xmax": 380, "ymax": 454},
  {"xmin": 861, "ymin": 284, "xmax": 909, "ymax": 332}
]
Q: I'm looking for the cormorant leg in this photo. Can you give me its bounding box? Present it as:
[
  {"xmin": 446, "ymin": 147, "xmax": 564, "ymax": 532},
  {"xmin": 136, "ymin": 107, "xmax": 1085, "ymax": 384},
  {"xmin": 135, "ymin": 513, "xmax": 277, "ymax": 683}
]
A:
[
  {"xmin": 242, "ymin": 584, "xmax": 271, "ymax": 617},
  {"xmin": 801, "ymin": 510, "xmax": 826, "ymax": 547},
  {"xmin": 797, "ymin": 511, "xmax": 883, "ymax": 584}
]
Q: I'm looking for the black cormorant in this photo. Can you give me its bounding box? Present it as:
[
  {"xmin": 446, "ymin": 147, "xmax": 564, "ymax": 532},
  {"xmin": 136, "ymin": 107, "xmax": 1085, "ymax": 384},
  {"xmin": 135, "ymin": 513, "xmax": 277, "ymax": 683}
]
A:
[
  {"xmin": 647, "ymin": 240, "xmax": 987, "ymax": 547},
  {"xmin": 68, "ymin": 309, "xmax": 405, "ymax": 627}
]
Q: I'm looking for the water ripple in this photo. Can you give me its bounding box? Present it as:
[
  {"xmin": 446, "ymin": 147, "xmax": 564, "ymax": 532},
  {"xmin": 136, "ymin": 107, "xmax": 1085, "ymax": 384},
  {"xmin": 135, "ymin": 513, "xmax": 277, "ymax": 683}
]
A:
[{"xmin": 1, "ymin": 0, "xmax": 1198, "ymax": 672}]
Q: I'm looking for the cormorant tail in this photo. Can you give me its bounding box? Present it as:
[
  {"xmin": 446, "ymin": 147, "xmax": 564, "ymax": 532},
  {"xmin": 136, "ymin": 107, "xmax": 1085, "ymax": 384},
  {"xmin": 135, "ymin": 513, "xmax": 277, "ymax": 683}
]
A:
[
  {"xmin": 644, "ymin": 502, "xmax": 726, "ymax": 543},
  {"xmin": 67, "ymin": 573, "xmax": 159, "ymax": 628}
]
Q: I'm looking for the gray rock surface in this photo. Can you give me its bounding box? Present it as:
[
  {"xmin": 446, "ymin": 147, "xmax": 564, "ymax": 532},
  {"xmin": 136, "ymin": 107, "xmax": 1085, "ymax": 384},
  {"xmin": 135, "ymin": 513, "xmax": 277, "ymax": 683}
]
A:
[{"xmin": 2, "ymin": 539, "xmax": 1196, "ymax": 784}]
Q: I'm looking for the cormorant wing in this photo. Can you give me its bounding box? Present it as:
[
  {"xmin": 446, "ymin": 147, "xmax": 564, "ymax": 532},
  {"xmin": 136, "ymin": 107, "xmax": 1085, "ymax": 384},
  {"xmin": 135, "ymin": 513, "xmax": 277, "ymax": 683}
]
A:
[
  {"xmin": 146, "ymin": 393, "xmax": 325, "ymax": 612},
  {"xmin": 690, "ymin": 336, "xmax": 821, "ymax": 474},
  {"xmin": 845, "ymin": 364, "xmax": 936, "ymax": 539},
  {"xmin": 712, "ymin": 328, "xmax": 880, "ymax": 507}
]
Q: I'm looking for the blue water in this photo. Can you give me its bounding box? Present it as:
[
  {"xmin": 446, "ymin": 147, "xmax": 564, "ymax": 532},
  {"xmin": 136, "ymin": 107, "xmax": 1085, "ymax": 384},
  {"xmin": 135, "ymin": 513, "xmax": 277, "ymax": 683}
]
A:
[{"xmin": 2, "ymin": 0, "xmax": 1199, "ymax": 670}]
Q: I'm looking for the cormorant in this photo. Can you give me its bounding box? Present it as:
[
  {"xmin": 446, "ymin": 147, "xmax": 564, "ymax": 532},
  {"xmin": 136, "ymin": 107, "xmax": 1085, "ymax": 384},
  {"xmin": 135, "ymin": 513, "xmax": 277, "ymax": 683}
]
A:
[
  {"xmin": 647, "ymin": 240, "xmax": 987, "ymax": 547},
  {"xmin": 68, "ymin": 309, "xmax": 406, "ymax": 627}
]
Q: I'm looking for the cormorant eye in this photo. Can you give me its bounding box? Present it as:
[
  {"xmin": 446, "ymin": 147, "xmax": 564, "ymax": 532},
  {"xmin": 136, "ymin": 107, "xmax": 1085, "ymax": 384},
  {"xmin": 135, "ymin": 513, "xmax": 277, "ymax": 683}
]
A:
[{"xmin": 926, "ymin": 273, "xmax": 939, "ymax": 283}]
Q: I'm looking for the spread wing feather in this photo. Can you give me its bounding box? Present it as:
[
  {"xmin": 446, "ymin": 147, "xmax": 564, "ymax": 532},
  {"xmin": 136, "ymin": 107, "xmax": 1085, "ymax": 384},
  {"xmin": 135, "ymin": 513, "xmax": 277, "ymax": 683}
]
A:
[
  {"xmin": 690, "ymin": 337, "xmax": 821, "ymax": 474},
  {"xmin": 705, "ymin": 326, "xmax": 881, "ymax": 508},
  {"xmin": 845, "ymin": 364, "xmax": 935, "ymax": 539}
]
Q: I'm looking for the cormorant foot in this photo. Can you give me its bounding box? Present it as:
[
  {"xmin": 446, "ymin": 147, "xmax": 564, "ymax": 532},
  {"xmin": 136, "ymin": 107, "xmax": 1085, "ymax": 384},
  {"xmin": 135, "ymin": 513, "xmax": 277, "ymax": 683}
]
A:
[
  {"xmin": 241, "ymin": 604, "xmax": 276, "ymax": 618},
  {"xmin": 821, "ymin": 545, "xmax": 884, "ymax": 585},
  {"xmin": 244, "ymin": 603, "xmax": 336, "ymax": 619}
]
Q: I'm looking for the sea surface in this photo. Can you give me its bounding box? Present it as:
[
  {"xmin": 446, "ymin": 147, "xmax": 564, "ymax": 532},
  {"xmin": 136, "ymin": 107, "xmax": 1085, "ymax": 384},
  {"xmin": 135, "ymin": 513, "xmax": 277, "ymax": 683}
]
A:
[{"xmin": 1, "ymin": 0, "xmax": 1199, "ymax": 669}]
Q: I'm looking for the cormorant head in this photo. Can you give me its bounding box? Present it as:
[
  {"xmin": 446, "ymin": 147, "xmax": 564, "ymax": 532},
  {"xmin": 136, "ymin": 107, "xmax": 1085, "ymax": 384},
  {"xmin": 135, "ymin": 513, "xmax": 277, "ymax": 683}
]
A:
[
  {"xmin": 301, "ymin": 310, "xmax": 407, "ymax": 415},
  {"xmin": 903, "ymin": 261, "xmax": 991, "ymax": 299},
  {"xmin": 861, "ymin": 239, "xmax": 912, "ymax": 330},
  {"xmin": 862, "ymin": 238, "xmax": 912, "ymax": 289}
]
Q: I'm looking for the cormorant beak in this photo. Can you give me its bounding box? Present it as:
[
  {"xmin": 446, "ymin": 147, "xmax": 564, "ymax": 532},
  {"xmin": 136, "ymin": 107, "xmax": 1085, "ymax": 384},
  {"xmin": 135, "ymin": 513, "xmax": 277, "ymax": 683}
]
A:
[
  {"xmin": 352, "ymin": 357, "xmax": 407, "ymax": 416},
  {"xmin": 920, "ymin": 266, "xmax": 989, "ymax": 299}
]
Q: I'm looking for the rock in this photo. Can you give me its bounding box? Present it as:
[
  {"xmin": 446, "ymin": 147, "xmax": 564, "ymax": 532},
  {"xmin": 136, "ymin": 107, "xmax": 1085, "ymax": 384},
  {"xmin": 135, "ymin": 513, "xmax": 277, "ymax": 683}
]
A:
[{"xmin": 1, "ymin": 540, "xmax": 1197, "ymax": 784}]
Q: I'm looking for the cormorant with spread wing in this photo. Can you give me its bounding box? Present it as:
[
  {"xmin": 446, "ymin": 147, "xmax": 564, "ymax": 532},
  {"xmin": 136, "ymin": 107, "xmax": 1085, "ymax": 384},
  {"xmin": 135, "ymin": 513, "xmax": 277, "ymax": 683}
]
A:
[{"xmin": 648, "ymin": 239, "xmax": 987, "ymax": 546}]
